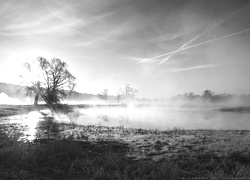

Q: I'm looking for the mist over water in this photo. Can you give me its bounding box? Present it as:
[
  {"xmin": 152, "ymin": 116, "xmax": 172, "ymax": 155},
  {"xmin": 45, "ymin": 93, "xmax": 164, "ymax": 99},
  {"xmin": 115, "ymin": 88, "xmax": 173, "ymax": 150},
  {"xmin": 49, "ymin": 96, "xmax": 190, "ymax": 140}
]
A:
[
  {"xmin": 74, "ymin": 106, "xmax": 250, "ymax": 130},
  {"xmin": 1, "ymin": 101, "xmax": 250, "ymax": 141},
  {"xmin": 1, "ymin": 92, "xmax": 250, "ymax": 141},
  {"xmin": 0, "ymin": 92, "xmax": 32, "ymax": 105},
  {"xmin": 60, "ymin": 97, "xmax": 250, "ymax": 131}
]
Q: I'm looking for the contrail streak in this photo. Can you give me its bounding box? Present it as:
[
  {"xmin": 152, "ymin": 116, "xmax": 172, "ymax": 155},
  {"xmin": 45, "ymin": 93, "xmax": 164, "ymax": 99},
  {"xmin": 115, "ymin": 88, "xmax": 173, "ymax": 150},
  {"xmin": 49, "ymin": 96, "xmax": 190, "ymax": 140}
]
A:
[
  {"xmin": 158, "ymin": 34, "xmax": 201, "ymax": 64},
  {"xmin": 137, "ymin": 33, "xmax": 201, "ymax": 64},
  {"xmin": 137, "ymin": 3, "xmax": 250, "ymax": 64},
  {"xmin": 157, "ymin": 3, "xmax": 249, "ymax": 65},
  {"xmin": 170, "ymin": 64, "xmax": 219, "ymax": 72},
  {"xmin": 137, "ymin": 27, "xmax": 250, "ymax": 64}
]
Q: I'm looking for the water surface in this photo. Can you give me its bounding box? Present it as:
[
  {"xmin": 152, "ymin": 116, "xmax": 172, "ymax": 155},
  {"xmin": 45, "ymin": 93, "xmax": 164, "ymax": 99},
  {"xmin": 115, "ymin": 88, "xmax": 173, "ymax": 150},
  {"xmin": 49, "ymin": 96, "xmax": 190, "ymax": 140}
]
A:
[
  {"xmin": 1, "ymin": 106, "xmax": 250, "ymax": 140},
  {"xmin": 75, "ymin": 106, "xmax": 250, "ymax": 130}
]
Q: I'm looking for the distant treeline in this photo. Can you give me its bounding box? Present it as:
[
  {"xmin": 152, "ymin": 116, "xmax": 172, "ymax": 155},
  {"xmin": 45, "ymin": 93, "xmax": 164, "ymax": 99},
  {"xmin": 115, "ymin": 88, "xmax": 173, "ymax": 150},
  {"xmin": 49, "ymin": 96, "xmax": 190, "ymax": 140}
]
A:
[
  {"xmin": 0, "ymin": 82, "xmax": 96, "ymax": 101},
  {"xmin": 170, "ymin": 90, "xmax": 250, "ymax": 104},
  {"xmin": 1, "ymin": 82, "xmax": 250, "ymax": 104},
  {"xmin": 0, "ymin": 82, "xmax": 116, "ymax": 101},
  {"xmin": 67, "ymin": 91, "xmax": 117, "ymax": 101}
]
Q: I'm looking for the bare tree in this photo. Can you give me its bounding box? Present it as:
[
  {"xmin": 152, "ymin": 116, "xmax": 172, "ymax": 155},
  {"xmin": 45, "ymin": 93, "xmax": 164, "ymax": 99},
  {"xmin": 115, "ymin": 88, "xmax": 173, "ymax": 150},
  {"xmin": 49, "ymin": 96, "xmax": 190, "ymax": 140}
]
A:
[
  {"xmin": 202, "ymin": 90, "xmax": 214, "ymax": 100},
  {"xmin": 116, "ymin": 84, "xmax": 138, "ymax": 103},
  {"xmin": 116, "ymin": 88, "xmax": 123, "ymax": 103},
  {"xmin": 124, "ymin": 84, "xmax": 138, "ymax": 99},
  {"xmin": 98, "ymin": 89, "xmax": 109, "ymax": 101},
  {"xmin": 22, "ymin": 57, "xmax": 76, "ymax": 106}
]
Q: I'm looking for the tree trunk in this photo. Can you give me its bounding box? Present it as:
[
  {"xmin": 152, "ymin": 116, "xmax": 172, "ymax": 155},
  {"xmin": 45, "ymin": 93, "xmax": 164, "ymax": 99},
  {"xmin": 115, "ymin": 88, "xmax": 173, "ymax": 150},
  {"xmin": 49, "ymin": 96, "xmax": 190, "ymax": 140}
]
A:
[{"xmin": 34, "ymin": 81, "xmax": 40, "ymax": 106}]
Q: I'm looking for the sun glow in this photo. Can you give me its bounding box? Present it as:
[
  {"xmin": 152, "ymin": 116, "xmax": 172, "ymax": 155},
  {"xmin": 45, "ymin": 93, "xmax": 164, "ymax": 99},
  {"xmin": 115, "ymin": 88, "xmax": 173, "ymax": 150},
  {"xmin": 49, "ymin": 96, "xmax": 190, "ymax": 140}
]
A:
[{"xmin": 0, "ymin": 47, "xmax": 56, "ymax": 85}]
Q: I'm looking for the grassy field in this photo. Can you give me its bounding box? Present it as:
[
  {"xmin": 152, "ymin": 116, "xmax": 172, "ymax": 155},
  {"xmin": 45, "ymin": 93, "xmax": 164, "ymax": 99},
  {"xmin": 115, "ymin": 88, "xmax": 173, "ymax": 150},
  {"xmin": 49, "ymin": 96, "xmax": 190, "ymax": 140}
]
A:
[
  {"xmin": 1, "ymin": 105, "xmax": 250, "ymax": 179},
  {"xmin": 1, "ymin": 122, "xmax": 250, "ymax": 179}
]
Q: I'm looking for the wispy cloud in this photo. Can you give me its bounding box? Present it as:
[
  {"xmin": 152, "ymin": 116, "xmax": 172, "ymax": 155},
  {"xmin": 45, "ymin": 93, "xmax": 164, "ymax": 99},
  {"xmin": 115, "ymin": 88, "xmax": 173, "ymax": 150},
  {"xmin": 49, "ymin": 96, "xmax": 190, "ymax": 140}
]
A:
[
  {"xmin": 151, "ymin": 31, "xmax": 188, "ymax": 43},
  {"xmin": 129, "ymin": 56, "xmax": 157, "ymax": 63},
  {"xmin": 135, "ymin": 27, "xmax": 250, "ymax": 65},
  {"xmin": 0, "ymin": 1, "xmax": 14, "ymax": 14},
  {"xmin": 71, "ymin": 17, "xmax": 141, "ymax": 48},
  {"xmin": 0, "ymin": 2, "xmax": 84, "ymax": 37},
  {"xmin": 170, "ymin": 64, "xmax": 220, "ymax": 72},
  {"xmin": 157, "ymin": 34, "xmax": 201, "ymax": 65},
  {"xmin": 136, "ymin": 3, "xmax": 250, "ymax": 65},
  {"xmin": 0, "ymin": 20, "xmax": 82, "ymax": 36}
]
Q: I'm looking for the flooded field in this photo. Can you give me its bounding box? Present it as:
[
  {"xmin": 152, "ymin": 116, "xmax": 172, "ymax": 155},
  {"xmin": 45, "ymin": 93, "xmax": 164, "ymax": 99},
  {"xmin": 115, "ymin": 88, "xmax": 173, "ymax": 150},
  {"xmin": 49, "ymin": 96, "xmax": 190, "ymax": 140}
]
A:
[
  {"xmin": 75, "ymin": 106, "xmax": 250, "ymax": 130},
  {"xmin": 1, "ymin": 106, "xmax": 250, "ymax": 141},
  {"xmin": 1, "ymin": 105, "xmax": 250, "ymax": 178}
]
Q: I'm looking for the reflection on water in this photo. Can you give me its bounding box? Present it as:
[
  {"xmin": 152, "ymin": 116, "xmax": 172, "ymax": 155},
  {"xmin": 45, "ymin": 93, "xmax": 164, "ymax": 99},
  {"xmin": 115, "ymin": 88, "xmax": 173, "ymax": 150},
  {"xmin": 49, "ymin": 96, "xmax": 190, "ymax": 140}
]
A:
[
  {"xmin": 0, "ymin": 110, "xmax": 85, "ymax": 141},
  {"xmin": 1, "ymin": 106, "xmax": 250, "ymax": 141},
  {"xmin": 0, "ymin": 112, "xmax": 40, "ymax": 141},
  {"xmin": 0, "ymin": 121, "xmax": 28, "ymax": 142},
  {"xmin": 0, "ymin": 110, "xmax": 66, "ymax": 141},
  {"xmin": 76, "ymin": 107, "xmax": 250, "ymax": 130}
]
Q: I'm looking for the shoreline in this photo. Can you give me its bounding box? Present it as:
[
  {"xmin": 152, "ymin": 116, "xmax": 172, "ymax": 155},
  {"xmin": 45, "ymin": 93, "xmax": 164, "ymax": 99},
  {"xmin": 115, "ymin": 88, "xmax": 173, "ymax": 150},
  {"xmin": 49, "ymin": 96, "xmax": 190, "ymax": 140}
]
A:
[
  {"xmin": 1, "ymin": 120, "xmax": 250, "ymax": 179},
  {"xmin": 1, "ymin": 106, "xmax": 250, "ymax": 178},
  {"xmin": 1, "ymin": 103, "xmax": 250, "ymax": 117},
  {"xmin": 0, "ymin": 104, "xmax": 128, "ymax": 117}
]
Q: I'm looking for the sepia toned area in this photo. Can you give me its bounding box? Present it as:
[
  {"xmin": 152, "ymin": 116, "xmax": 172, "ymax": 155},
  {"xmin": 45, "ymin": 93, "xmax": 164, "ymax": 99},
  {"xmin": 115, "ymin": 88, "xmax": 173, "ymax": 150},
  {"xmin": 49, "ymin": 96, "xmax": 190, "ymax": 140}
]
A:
[{"xmin": 0, "ymin": 0, "xmax": 250, "ymax": 179}]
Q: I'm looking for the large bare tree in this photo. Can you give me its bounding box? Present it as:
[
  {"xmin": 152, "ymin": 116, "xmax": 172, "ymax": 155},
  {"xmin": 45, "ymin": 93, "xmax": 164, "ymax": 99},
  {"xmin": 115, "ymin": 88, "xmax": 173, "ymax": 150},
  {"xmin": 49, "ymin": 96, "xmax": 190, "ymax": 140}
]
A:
[{"xmin": 22, "ymin": 57, "xmax": 76, "ymax": 106}]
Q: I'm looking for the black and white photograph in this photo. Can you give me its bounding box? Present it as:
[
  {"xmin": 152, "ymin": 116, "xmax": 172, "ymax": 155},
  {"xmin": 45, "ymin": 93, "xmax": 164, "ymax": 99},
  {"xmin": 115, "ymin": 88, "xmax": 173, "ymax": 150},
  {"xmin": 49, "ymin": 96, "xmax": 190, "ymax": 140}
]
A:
[{"xmin": 0, "ymin": 0, "xmax": 250, "ymax": 179}]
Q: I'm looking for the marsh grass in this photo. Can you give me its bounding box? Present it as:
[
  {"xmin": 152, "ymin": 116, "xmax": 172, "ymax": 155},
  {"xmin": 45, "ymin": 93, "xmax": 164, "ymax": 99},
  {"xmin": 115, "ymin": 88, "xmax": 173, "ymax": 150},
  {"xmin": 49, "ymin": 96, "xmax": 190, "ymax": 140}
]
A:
[
  {"xmin": 1, "ymin": 137, "xmax": 250, "ymax": 179},
  {"xmin": 0, "ymin": 119, "xmax": 250, "ymax": 179},
  {"xmin": 0, "ymin": 136, "xmax": 180, "ymax": 179}
]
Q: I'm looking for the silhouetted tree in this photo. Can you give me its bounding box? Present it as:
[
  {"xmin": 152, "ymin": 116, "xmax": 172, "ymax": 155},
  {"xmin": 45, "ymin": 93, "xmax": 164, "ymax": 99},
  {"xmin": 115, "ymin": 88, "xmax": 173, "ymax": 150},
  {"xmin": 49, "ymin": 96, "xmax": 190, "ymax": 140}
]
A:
[
  {"xmin": 202, "ymin": 90, "xmax": 214, "ymax": 100},
  {"xmin": 22, "ymin": 57, "xmax": 76, "ymax": 106},
  {"xmin": 116, "ymin": 88, "xmax": 123, "ymax": 103},
  {"xmin": 124, "ymin": 84, "xmax": 138, "ymax": 99},
  {"xmin": 116, "ymin": 84, "xmax": 138, "ymax": 102},
  {"xmin": 98, "ymin": 89, "xmax": 109, "ymax": 101}
]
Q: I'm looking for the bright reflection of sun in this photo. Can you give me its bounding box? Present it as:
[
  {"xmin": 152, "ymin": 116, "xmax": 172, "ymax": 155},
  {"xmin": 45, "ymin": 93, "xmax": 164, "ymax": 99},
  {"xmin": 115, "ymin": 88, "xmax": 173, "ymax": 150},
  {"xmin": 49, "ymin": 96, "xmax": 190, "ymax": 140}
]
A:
[
  {"xmin": 22, "ymin": 111, "xmax": 44, "ymax": 140},
  {"xmin": 1, "ymin": 111, "xmax": 43, "ymax": 141}
]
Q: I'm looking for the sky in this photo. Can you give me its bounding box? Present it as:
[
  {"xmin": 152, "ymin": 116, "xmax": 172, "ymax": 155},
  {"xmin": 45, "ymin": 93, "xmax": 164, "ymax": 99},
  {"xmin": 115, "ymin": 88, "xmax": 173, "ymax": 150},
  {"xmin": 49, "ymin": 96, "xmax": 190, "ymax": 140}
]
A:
[{"xmin": 0, "ymin": 0, "xmax": 250, "ymax": 98}]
